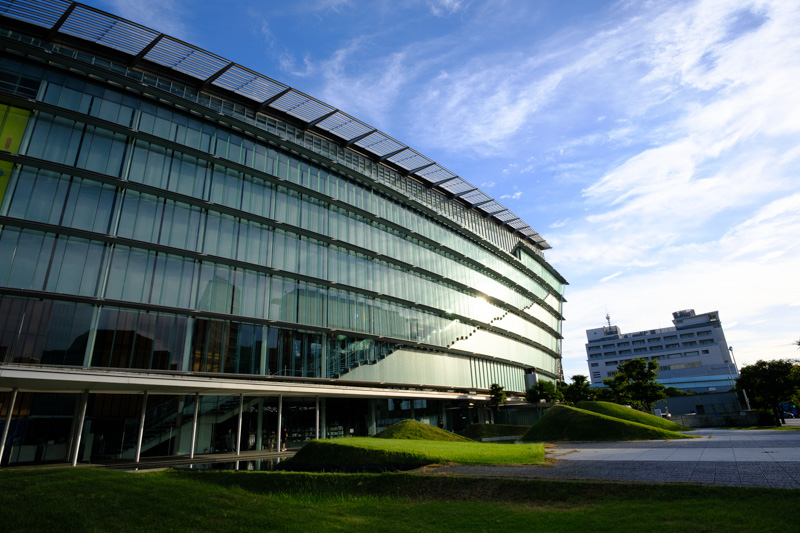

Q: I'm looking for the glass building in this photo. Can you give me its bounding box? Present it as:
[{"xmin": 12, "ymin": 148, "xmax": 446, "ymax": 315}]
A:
[{"xmin": 0, "ymin": 0, "xmax": 566, "ymax": 466}]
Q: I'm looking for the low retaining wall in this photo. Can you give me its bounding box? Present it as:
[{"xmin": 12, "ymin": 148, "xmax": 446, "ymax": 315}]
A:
[
  {"xmin": 480, "ymin": 435, "xmax": 523, "ymax": 442},
  {"xmin": 671, "ymin": 412, "xmax": 759, "ymax": 427}
]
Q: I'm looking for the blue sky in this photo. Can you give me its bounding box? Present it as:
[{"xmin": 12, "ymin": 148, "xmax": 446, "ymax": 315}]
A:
[{"xmin": 84, "ymin": 0, "xmax": 800, "ymax": 378}]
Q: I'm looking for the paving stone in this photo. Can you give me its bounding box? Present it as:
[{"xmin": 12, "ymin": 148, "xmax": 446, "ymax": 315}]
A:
[{"xmin": 430, "ymin": 429, "xmax": 800, "ymax": 488}]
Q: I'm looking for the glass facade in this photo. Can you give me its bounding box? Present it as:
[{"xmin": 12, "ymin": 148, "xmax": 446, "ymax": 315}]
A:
[{"xmin": 0, "ymin": 2, "xmax": 566, "ymax": 465}]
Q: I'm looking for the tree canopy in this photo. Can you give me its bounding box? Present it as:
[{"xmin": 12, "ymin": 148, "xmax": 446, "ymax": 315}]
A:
[
  {"xmin": 562, "ymin": 374, "xmax": 596, "ymax": 405},
  {"xmin": 603, "ymin": 358, "xmax": 666, "ymax": 412},
  {"xmin": 525, "ymin": 380, "xmax": 563, "ymax": 404},
  {"xmin": 736, "ymin": 359, "xmax": 799, "ymax": 425},
  {"xmin": 488, "ymin": 383, "xmax": 506, "ymax": 412}
]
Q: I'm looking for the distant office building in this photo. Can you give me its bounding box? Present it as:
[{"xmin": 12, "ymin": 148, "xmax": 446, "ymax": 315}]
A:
[{"xmin": 585, "ymin": 310, "xmax": 737, "ymax": 393}]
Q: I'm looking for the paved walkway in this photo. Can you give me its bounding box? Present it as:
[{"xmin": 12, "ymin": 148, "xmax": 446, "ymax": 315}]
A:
[{"xmin": 434, "ymin": 425, "xmax": 800, "ymax": 488}]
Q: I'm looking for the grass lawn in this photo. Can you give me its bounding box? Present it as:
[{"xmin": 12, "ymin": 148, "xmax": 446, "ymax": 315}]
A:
[
  {"xmin": 521, "ymin": 405, "xmax": 695, "ymax": 442},
  {"xmin": 1, "ymin": 468, "xmax": 798, "ymax": 532},
  {"xmin": 282, "ymin": 438, "xmax": 544, "ymax": 471}
]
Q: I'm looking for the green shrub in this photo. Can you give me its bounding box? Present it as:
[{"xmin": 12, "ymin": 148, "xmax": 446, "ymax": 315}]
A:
[{"xmin": 460, "ymin": 423, "xmax": 529, "ymax": 440}]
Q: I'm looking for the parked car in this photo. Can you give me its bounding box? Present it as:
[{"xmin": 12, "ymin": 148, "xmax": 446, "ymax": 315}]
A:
[{"xmin": 782, "ymin": 411, "xmax": 795, "ymax": 419}]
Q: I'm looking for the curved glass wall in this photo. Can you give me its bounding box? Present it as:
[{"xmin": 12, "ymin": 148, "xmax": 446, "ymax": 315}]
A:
[{"xmin": 0, "ymin": 31, "xmax": 566, "ymax": 392}]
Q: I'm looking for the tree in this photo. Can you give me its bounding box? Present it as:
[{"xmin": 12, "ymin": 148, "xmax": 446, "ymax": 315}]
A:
[
  {"xmin": 603, "ymin": 358, "xmax": 666, "ymax": 412},
  {"xmin": 488, "ymin": 383, "xmax": 506, "ymax": 424},
  {"xmin": 736, "ymin": 359, "xmax": 800, "ymax": 425},
  {"xmin": 665, "ymin": 387, "xmax": 690, "ymax": 397},
  {"xmin": 525, "ymin": 380, "xmax": 563, "ymax": 403},
  {"xmin": 562, "ymin": 374, "xmax": 596, "ymax": 405}
]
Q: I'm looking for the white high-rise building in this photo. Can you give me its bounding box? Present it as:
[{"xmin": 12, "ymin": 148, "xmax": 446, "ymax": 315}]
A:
[{"xmin": 585, "ymin": 310, "xmax": 737, "ymax": 393}]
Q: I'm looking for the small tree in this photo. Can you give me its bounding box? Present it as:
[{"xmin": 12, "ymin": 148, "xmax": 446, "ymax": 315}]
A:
[
  {"xmin": 736, "ymin": 359, "xmax": 800, "ymax": 425},
  {"xmin": 525, "ymin": 380, "xmax": 562, "ymax": 403},
  {"xmin": 562, "ymin": 374, "xmax": 596, "ymax": 405},
  {"xmin": 525, "ymin": 380, "xmax": 562, "ymax": 419},
  {"xmin": 488, "ymin": 383, "xmax": 506, "ymax": 424},
  {"xmin": 604, "ymin": 358, "xmax": 666, "ymax": 412}
]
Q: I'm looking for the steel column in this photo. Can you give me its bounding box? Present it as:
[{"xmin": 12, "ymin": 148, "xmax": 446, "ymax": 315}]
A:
[
  {"xmin": 277, "ymin": 394, "xmax": 283, "ymax": 452},
  {"xmin": 0, "ymin": 388, "xmax": 18, "ymax": 467},
  {"xmin": 315, "ymin": 396, "xmax": 320, "ymax": 439},
  {"xmin": 135, "ymin": 391, "xmax": 148, "ymax": 463},
  {"xmin": 189, "ymin": 393, "xmax": 199, "ymax": 459},
  {"xmin": 71, "ymin": 391, "xmax": 89, "ymax": 467},
  {"xmin": 236, "ymin": 393, "xmax": 243, "ymax": 456}
]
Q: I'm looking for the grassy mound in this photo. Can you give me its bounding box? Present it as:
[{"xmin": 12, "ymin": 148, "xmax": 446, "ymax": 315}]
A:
[
  {"xmin": 374, "ymin": 419, "xmax": 471, "ymax": 442},
  {"xmin": 576, "ymin": 401, "xmax": 690, "ymax": 431},
  {"xmin": 460, "ymin": 423, "xmax": 529, "ymax": 441},
  {"xmin": 281, "ymin": 438, "xmax": 544, "ymax": 472},
  {"xmin": 519, "ymin": 405, "xmax": 694, "ymax": 442}
]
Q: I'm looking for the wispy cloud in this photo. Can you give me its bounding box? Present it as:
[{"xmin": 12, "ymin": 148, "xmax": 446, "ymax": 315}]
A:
[
  {"xmin": 528, "ymin": 0, "xmax": 800, "ymax": 377},
  {"xmin": 500, "ymin": 191, "xmax": 523, "ymax": 200},
  {"xmin": 427, "ymin": 0, "xmax": 466, "ymax": 17},
  {"xmin": 102, "ymin": 0, "xmax": 188, "ymax": 38},
  {"xmin": 600, "ymin": 271, "xmax": 623, "ymax": 283}
]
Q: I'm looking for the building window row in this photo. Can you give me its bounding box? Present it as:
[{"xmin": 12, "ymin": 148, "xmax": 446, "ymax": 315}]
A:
[
  {"xmin": 0, "ymin": 294, "xmax": 532, "ymax": 391},
  {"xmin": 15, "ymin": 95, "xmax": 562, "ymax": 319},
  {"xmin": 0, "ymin": 50, "xmax": 566, "ymax": 303},
  {"xmin": 4, "ymin": 163, "xmax": 560, "ymax": 338}
]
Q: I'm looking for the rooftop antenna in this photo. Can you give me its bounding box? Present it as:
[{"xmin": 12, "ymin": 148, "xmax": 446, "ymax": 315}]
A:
[{"xmin": 605, "ymin": 310, "xmax": 612, "ymax": 327}]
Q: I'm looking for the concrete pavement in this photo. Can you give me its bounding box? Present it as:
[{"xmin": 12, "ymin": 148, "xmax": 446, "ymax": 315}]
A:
[{"xmin": 433, "ymin": 424, "xmax": 800, "ymax": 488}]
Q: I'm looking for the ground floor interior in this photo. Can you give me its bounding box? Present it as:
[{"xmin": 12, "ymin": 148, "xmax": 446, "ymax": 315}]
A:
[{"xmin": 0, "ymin": 388, "xmax": 535, "ymax": 467}]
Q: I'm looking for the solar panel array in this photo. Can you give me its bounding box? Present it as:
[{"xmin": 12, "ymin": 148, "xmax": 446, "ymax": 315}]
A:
[{"xmin": 0, "ymin": 0, "xmax": 550, "ymax": 249}]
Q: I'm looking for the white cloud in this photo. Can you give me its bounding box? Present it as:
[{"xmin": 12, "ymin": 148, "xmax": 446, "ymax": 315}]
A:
[
  {"xmin": 599, "ymin": 271, "xmax": 623, "ymax": 283},
  {"xmin": 301, "ymin": 37, "xmax": 417, "ymax": 128},
  {"xmin": 427, "ymin": 0, "xmax": 466, "ymax": 17},
  {"xmin": 559, "ymin": 192, "xmax": 800, "ymax": 378},
  {"xmin": 500, "ymin": 191, "xmax": 522, "ymax": 200},
  {"xmin": 102, "ymin": 0, "xmax": 188, "ymax": 38}
]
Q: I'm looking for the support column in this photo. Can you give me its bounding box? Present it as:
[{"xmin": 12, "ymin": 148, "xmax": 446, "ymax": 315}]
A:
[
  {"xmin": 189, "ymin": 393, "xmax": 199, "ymax": 459},
  {"xmin": 367, "ymin": 399, "xmax": 377, "ymax": 436},
  {"xmin": 315, "ymin": 396, "xmax": 320, "ymax": 439},
  {"xmin": 236, "ymin": 394, "xmax": 243, "ymax": 456},
  {"xmin": 256, "ymin": 399, "xmax": 264, "ymax": 450},
  {"xmin": 71, "ymin": 391, "xmax": 89, "ymax": 467},
  {"xmin": 135, "ymin": 391, "xmax": 148, "ymax": 463},
  {"xmin": 320, "ymin": 398, "xmax": 327, "ymax": 439},
  {"xmin": 66, "ymin": 394, "xmax": 81, "ymax": 461},
  {"xmin": 277, "ymin": 394, "xmax": 283, "ymax": 452},
  {"xmin": 0, "ymin": 388, "xmax": 18, "ymax": 467}
]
